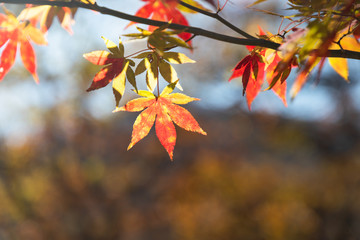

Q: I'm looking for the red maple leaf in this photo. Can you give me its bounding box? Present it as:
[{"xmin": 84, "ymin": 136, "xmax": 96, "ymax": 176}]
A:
[
  {"xmin": 229, "ymin": 25, "xmax": 294, "ymax": 108},
  {"xmin": 229, "ymin": 48, "xmax": 265, "ymax": 109},
  {"xmin": 0, "ymin": 9, "xmax": 47, "ymax": 83},
  {"xmin": 128, "ymin": 0, "xmax": 192, "ymax": 44},
  {"xmin": 114, "ymin": 82, "xmax": 206, "ymax": 160},
  {"xmin": 83, "ymin": 37, "xmax": 136, "ymax": 106},
  {"xmin": 84, "ymin": 50, "xmax": 125, "ymax": 91},
  {"xmin": 354, "ymin": 24, "xmax": 360, "ymax": 40}
]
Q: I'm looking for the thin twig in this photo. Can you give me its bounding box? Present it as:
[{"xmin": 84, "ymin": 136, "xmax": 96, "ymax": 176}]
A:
[{"xmin": 179, "ymin": 0, "xmax": 256, "ymax": 39}]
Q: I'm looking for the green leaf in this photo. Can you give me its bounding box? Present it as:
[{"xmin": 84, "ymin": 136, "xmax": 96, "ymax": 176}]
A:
[
  {"xmin": 159, "ymin": 60, "xmax": 178, "ymax": 83},
  {"xmin": 102, "ymin": 36, "xmax": 122, "ymax": 56},
  {"xmin": 154, "ymin": 23, "xmax": 170, "ymax": 32},
  {"xmin": 122, "ymin": 33, "xmax": 147, "ymax": 39},
  {"xmin": 136, "ymin": 26, "xmax": 152, "ymax": 35},
  {"xmin": 145, "ymin": 57, "xmax": 158, "ymax": 92},
  {"xmin": 126, "ymin": 65, "xmax": 137, "ymax": 91},
  {"xmin": 163, "ymin": 36, "xmax": 191, "ymax": 49},
  {"xmin": 162, "ymin": 52, "xmax": 195, "ymax": 64},
  {"xmin": 112, "ymin": 61, "xmax": 129, "ymax": 107},
  {"xmin": 135, "ymin": 90, "xmax": 156, "ymax": 98},
  {"xmin": 118, "ymin": 37, "xmax": 124, "ymax": 57},
  {"xmin": 128, "ymin": 59, "xmax": 136, "ymax": 67},
  {"xmin": 160, "ymin": 80, "xmax": 179, "ymax": 96},
  {"xmin": 177, "ymin": 0, "xmax": 209, "ymax": 13},
  {"xmin": 135, "ymin": 59, "xmax": 147, "ymax": 75},
  {"xmin": 148, "ymin": 34, "xmax": 167, "ymax": 50}
]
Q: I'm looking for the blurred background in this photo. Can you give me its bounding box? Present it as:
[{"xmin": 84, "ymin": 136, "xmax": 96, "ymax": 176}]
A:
[{"xmin": 0, "ymin": 0, "xmax": 360, "ymax": 239}]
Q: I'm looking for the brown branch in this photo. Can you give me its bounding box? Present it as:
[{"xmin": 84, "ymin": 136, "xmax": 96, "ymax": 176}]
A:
[
  {"xmin": 1, "ymin": 0, "xmax": 360, "ymax": 60},
  {"xmin": 178, "ymin": 0, "xmax": 256, "ymax": 39},
  {"xmin": 0, "ymin": 0, "xmax": 277, "ymax": 48}
]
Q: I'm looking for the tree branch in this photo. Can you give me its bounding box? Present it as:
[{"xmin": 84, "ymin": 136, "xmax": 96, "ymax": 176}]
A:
[
  {"xmin": 0, "ymin": 0, "xmax": 277, "ymax": 47},
  {"xmin": 178, "ymin": 0, "xmax": 256, "ymax": 39},
  {"xmin": 1, "ymin": 0, "xmax": 360, "ymax": 60}
]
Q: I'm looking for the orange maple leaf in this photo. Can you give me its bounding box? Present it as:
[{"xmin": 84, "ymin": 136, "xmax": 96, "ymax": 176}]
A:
[
  {"xmin": 265, "ymin": 50, "xmax": 296, "ymax": 107},
  {"xmin": 128, "ymin": 0, "xmax": 192, "ymax": 44},
  {"xmin": 18, "ymin": 5, "xmax": 77, "ymax": 34},
  {"xmin": 114, "ymin": 82, "xmax": 206, "ymax": 160},
  {"xmin": 0, "ymin": 8, "xmax": 47, "ymax": 83}
]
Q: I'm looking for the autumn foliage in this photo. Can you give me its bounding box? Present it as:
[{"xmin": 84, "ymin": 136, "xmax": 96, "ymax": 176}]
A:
[
  {"xmin": 114, "ymin": 81, "xmax": 206, "ymax": 159},
  {"xmin": 1, "ymin": 0, "xmax": 360, "ymax": 159}
]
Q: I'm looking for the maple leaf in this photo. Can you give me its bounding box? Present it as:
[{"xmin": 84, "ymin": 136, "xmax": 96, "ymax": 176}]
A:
[
  {"xmin": 127, "ymin": 0, "xmax": 192, "ymax": 44},
  {"xmin": 114, "ymin": 81, "xmax": 206, "ymax": 160},
  {"xmin": 18, "ymin": 1, "xmax": 95, "ymax": 34},
  {"xmin": 264, "ymin": 49, "xmax": 299, "ymax": 107},
  {"xmin": 83, "ymin": 37, "xmax": 136, "ymax": 107},
  {"xmin": 124, "ymin": 25, "xmax": 192, "ymax": 51},
  {"xmin": 177, "ymin": 0, "xmax": 211, "ymax": 13},
  {"xmin": 288, "ymin": 16, "xmax": 342, "ymax": 98},
  {"xmin": 229, "ymin": 26, "xmax": 292, "ymax": 109},
  {"xmin": 19, "ymin": 5, "xmax": 77, "ymax": 34},
  {"xmin": 353, "ymin": 23, "xmax": 360, "ymax": 40},
  {"xmin": 0, "ymin": 8, "xmax": 47, "ymax": 83},
  {"xmin": 327, "ymin": 36, "xmax": 360, "ymax": 81},
  {"xmin": 133, "ymin": 50, "xmax": 195, "ymax": 92},
  {"xmin": 229, "ymin": 49, "xmax": 265, "ymax": 109}
]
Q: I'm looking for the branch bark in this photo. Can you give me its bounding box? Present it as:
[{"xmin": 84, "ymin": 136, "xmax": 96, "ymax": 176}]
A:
[{"xmin": 1, "ymin": 0, "xmax": 360, "ymax": 60}]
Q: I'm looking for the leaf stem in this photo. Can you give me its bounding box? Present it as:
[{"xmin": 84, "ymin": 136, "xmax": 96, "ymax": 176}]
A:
[{"xmin": 125, "ymin": 48, "xmax": 148, "ymax": 58}]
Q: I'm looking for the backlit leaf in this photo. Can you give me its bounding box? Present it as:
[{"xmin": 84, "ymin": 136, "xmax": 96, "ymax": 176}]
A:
[
  {"xmin": 155, "ymin": 104, "xmax": 177, "ymax": 159},
  {"xmin": 84, "ymin": 37, "xmax": 136, "ymax": 106},
  {"xmin": 116, "ymin": 82, "xmax": 206, "ymax": 160},
  {"xmin": 159, "ymin": 60, "xmax": 178, "ymax": 84},
  {"xmin": 177, "ymin": 0, "xmax": 209, "ymax": 13},
  {"xmin": 127, "ymin": 0, "xmax": 192, "ymax": 44},
  {"xmin": 128, "ymin": 106, "xmax": 157, "ymax": 150},
  {"xmin": 162, "ymin": 52, "xmax": 196, "ymax": 64},
  {"xmin": 113, "ymin": 61, "xmax": 129, "ymax": 107},
  {"xmin": 0, "ymin": 9, "xmax": 46, "ymax": 82},
  {"xmin": 20, "ymin": 38, "xmax": 38, "ymax": 83},
  {"xmin": 328, "ymin": 57, "xmax": 348, "ymax": 81},
  {"xmin": 18, "ymin": 5, "xmax": 77, "ymax": 34}
]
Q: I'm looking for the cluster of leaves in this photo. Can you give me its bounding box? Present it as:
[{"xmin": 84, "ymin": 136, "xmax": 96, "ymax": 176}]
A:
[
  {"xmin": 0, "ymin": 0, "xmax": 207, "ymax": 160},
  {"xmin": 0, "ymin": 7, "xmax": 46, "ymax": 83},
  {"xmin": 82, "ymin": 31, "xmax": 201, "ymax": 160},
  {"xmin": 229, "ymin": 29, "xmax": 292, "ymax": 109},
  {"xmin": 1, "ymin": 0, "xmax": 360, "ymax": 159},
  {"xmin": 249, "ymin": 0, "xmax": 360, "ymax": 98}
]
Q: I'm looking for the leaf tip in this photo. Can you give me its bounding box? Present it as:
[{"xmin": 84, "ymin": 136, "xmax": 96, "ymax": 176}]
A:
[
  {"xmin": 127, "ymin": 143, "xmax": 134, "ymax": 151},
  {"xmin": 33, "ymin": 74, "xmax": 39, "ymax": 84},
  {"xmin": 166, "ymin": 148, "xmax": 174, "ymax": 161},
  {"xmin": 200, "ymin": 129, "xmax": 207, "ymax": 135},
  {"xmin": 112, "ymin": 107, "xmax": 122, "ymax": 113},
  {"xmin": 247, "ymin": 103, "xmax": 252, "ymax": 111}
]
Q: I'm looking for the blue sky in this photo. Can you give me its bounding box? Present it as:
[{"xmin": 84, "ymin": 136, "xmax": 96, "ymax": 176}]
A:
[{"xmin": 0, "ymin": 0, "xmax": 359, "ymax": 144}]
